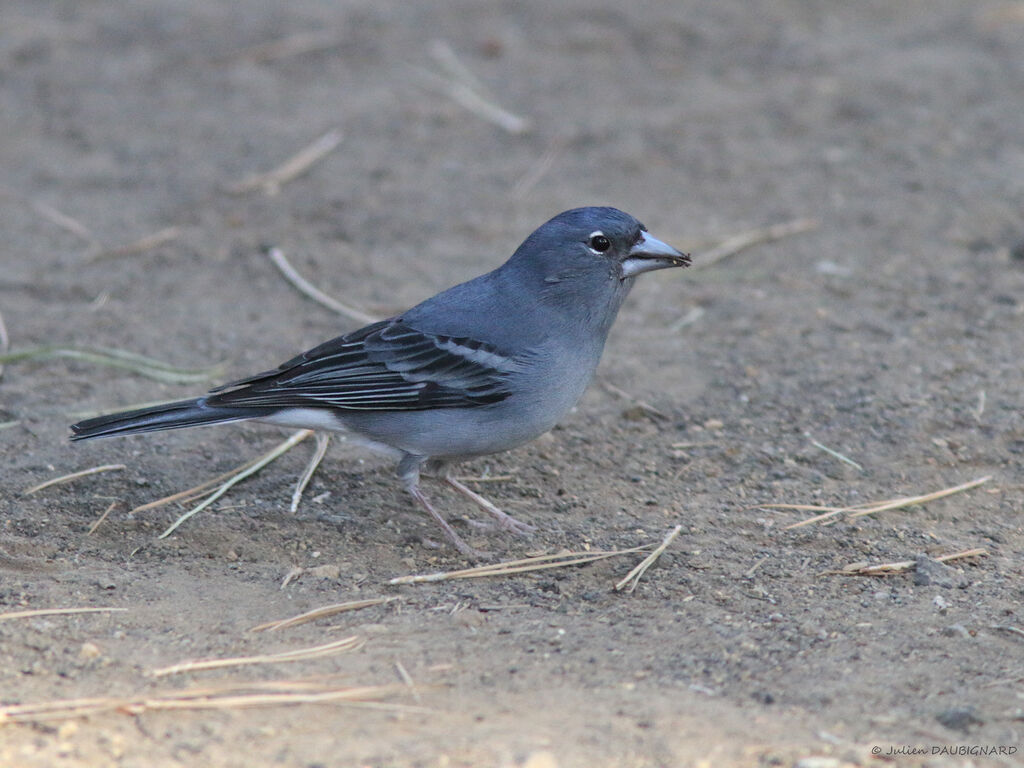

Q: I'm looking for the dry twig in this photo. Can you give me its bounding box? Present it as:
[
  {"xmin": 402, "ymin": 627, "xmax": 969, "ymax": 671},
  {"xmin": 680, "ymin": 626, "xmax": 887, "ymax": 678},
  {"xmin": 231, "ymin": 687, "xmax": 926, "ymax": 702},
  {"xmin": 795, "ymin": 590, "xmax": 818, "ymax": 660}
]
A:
[
  {"xmin": 291, "ymin": 431, "xmax": 331, "ymax": 512},
  {"xmin": 23, "ymin": 464, "xmax": 126, "ymax": 496},
  {"xmin": 394, "ymin": 659, "xmax": 422, "ymax": 703},
  {"xmin": 87, "ymin": 501, "xmax": 119, "ymax": 535},
  {"xmin": 809, "ymin": 438, "xmax": 864, "ymax": 472},
  {"xmin": 0, "ymin": 679, "xmax": 408, "ymax": 725},
  {"xmin": 0, "ymin": 187, "xmax": 99, "ymax": 250},
  {"xmin": 266, "ymin": 247, "xmax": 378, "ymax": 324},
  {"xmin": 828, "ymin": 548, "xmax": 988, "ymax": 576},
  {"xmin": 129, "ymin": 452, "xmax": 273, "ymax": 515},
  {"xmin": 225, "ymin": 129, "xmax": 343, "ymax": 196},
  {"xmin": 227, "ymin": 31, "xmax": 343, "ymax": 64},
  {"xmin": 601, "ymin": 380, "xmax": 669, "ymax": 421},
  {"xmin": 768, "ymin": 476, "xmax": 992, "ymax": 529},
  {"xmin": 414, "ymin": 40, "xmax": 531, "ymax": 135},
  {"xmin": 614, "ymin": 524, "xmax": 683, "ymax": 593},
  {"xmin": 150, "ymin": 636, "xmax": 364, "ymax": 677},
  {"xmin": 29, "ymin": 199, "xmax": 99, "ymax": 248},
  {"xmin": 93, "ymin": 226, "xmax": 181, "ymax": 260},
  {"xmin": 514, "ymin": 137, "xmax": 568, "ymax": 197},
  {"xmin": 251, "ymin": 597, "xmax": 397, "ymax": 632},
  {"xmin": 691, "ymin": 218, "xmax": 818, "ymax": 270},
  {"xmin": 991, "ymin": 625, "xmax": 1024, "ymax": 640},
  {"xmin": 0, "ymin": 309, "xmax": 8, "ymax": 381},
  {"xmin": 0, "ymin": 606, "xmax": 126, "ymax": 622},
  {"xmin": 158, "ymin": 430, "xmax": 313, "ymax": 539},
  {"xmin": 389, "ymin": 547, "xmax": 647, "ymax": 585}
]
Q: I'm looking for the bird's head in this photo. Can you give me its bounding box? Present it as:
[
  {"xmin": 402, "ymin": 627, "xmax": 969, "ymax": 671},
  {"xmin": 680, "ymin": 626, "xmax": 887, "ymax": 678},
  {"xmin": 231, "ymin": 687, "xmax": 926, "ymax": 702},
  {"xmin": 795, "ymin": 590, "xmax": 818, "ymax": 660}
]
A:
[{"xmin": 508, "ymin": 207, "xmax": 690, "ymax": 286}]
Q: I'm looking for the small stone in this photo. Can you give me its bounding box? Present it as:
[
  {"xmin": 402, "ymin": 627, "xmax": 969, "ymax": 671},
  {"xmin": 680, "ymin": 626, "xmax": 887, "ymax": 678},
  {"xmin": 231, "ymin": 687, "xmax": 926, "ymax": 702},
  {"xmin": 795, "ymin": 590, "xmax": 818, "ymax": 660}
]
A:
[
  {"xmin": 78, "ymin": 642, "xmax": 102, "ymax": 660},
  {"xmin": 703, "ymin": 418, "xmax": 725, "ymax": 430},
  {"xmin": 936, "ymin": 706, "xmax": 983, "ymax": 732},
  {"xmin": 913, "ymin": 555, "xmax": 955, "ymax": 588},
  {"xmin": 751, "ymin": 690, "xmax": 775, "ymax": 705},
  {"xmin": 932, "ymin": 594, "xmax": 950, "ymax": 613}
]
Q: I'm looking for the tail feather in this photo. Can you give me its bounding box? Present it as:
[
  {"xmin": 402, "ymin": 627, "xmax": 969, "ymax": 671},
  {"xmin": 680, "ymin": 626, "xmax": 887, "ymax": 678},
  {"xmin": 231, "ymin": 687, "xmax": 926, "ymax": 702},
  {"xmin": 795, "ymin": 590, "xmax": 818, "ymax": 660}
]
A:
[{"xmin": 70, "ymin": 398, "xmax": 272, "ymax": 441}]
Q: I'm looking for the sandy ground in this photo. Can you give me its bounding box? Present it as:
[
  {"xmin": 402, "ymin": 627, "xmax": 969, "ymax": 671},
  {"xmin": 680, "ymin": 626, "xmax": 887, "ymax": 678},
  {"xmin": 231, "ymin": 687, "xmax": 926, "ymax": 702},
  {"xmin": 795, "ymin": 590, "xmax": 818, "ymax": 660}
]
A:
[{"xmin": 2, "ymin": 1, "xmax": 1023, "ymax": 766}]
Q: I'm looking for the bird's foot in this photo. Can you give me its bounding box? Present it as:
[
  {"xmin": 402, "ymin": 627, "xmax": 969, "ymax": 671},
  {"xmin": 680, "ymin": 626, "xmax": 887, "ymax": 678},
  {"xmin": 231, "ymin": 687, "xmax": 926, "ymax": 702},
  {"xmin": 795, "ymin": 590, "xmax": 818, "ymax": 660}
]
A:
[
  {"xmin": 408, "ymin": 484, "xmax": 490, "ymax": 559},
  {"xmin": 445, "ymin": 475, "xmax": 537, "ymax": 536}
]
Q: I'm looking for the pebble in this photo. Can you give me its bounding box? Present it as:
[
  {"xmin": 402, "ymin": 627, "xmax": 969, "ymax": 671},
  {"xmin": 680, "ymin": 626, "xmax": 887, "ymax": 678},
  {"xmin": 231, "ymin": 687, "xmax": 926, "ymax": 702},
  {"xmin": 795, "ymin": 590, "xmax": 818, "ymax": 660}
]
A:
[
  {"xmin": 913, "ymin": 555, "xmax": 955, "ymax": 588},
  {"xmin": 936, "ymin": 706, "xmax": 983, "ymax": 732},
  {"xmin": 78, "ymin": 642, "xmax": 102, "ymax": 660}
]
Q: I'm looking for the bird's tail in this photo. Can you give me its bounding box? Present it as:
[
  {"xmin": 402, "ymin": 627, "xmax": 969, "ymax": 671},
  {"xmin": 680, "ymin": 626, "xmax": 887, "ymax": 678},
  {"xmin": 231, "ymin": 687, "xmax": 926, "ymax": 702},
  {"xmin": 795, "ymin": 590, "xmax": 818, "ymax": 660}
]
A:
[{"xmin": 70, "ymin": 398, "xmax": 272, "ymax": 441}]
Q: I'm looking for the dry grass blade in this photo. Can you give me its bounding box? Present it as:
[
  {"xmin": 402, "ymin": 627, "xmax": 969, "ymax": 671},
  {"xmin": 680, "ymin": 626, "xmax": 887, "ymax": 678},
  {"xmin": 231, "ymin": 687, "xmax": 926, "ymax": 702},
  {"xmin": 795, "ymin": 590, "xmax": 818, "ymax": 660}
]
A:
[
  {"xmin": 291, "ymin": 431, "xmax": 330, "ymax": 513},
  {"xmin": 394, "ymin": 659, "xmax": 422, "ymax": 703},
  {"xmin": 513, "ymin": 136, "xmax": 568, "ymax": 197},
  {"xmin": 0, "ymin": 420, "xmax": 19, "ymax": 431},
  {"xmin": 774, "ymin": 476, "xmax": 992, "ymax": 529},
  {"xmin": 668, "ymin": 306, "xmax": 706, "ymax": 332},
  {"xmin": 691, "ymin": 218, "xmax": 818, "ymax": 270},
  {"xmin": 601, "ymin": 380, "xmax": 669, "ymax": 421},
  {"xmin": 415, "ymin": 40, "xmax": 531, "ymax": 135},
  {"xmin": 389, "ymin": 547, "xmax": 647, "ymax": 585},
  {"xmin": 809, "ymin": 438, "xmax": 864, "ymax": 472},
  {"xmin": 0, "ymin": 187, "xmax": 98, "ymax": 250},
  {"xmin": 0, "ymin": 345, "xmax": 223, "ymax": 384},
  {"xmin": 158, "ymin": 430, "xmax": 312, "ymax": 539},
  {"xmin": 0, "ymin": 606, "xmax": 127, "ymax": 621},
  {"xmin": 225, "ymin": 129, "xmax": 343, "ymax": 195},
  {"xmin": 844, "ymin": 476, "xmax": 992, "ymax": 519},
  {"xmin": 0, "ymin": 308, "xmax": 8, "ymax": 380},
  {"xmin": 829, "ymin": 547, "xmax": 988, "ymax": 576},
  {"xmin": 150, "ymin": 636, "xmax": 364, "ymax": 677},
  {"xmin": 130, "ymin": 452, "xmax": 271, "ymax": 515},
  {"xmin": 251, "ymin": 597, "xmax": 397, "ymax": 632},
  {"xmin": 87, "ymin": 500, "xmax": 119, "ymax": 535},
  {"xmin": 228, "ymin": 31, "xmax": 343, "ymax": 64},
  {"xmin": 23, "ymin": 464, "xmax": 126, "ymax": 495},
  {"xmin": 454, "ymin": 474, "xmax": 514, "ymax": 484},
  {"xmin": 266, "ymin": 247, "xmax": 378, "ymax": 324},
  {"xmin": 29, "ymin": 199, "xmax": 99, "ymax": 248},
  {"xmin": 93, "ymin": 226, "xmax": 181, "ymax": 260},
  {"xmin": 0, "ymin": 680, "xmax": 408, "ymax": 725},
  {"xmin": 991, "ymin": 625, "xmax": 1024, "ymax": 639},
  {"xmin": 614, "ymin": 525, "xmax": 683, "ymax": 593}
]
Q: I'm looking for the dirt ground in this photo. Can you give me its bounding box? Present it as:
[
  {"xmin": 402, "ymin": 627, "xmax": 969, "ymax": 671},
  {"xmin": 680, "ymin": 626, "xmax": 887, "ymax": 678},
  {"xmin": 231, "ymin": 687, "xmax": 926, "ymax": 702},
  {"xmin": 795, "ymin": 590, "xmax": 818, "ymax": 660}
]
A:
[{"xmin": 2, "ymin": 1, "xmax": 1023, "ymax": 766}]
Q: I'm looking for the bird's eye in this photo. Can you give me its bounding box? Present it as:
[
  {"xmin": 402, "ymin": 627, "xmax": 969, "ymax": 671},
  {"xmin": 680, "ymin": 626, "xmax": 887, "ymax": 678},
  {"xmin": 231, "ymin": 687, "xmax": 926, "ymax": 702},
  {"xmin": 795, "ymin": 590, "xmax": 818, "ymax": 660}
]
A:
[{"xmin": 588, "ymin": 233, "xmax": 611, "ymax": 253}]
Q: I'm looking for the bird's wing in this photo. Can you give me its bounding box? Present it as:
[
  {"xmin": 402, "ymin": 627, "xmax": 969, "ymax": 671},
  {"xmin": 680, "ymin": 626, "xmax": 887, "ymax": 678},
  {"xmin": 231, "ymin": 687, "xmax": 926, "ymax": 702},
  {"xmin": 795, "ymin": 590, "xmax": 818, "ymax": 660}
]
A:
[{"xmin": 207, "ymin": 320, "xmax": 520, "ymax": 411}]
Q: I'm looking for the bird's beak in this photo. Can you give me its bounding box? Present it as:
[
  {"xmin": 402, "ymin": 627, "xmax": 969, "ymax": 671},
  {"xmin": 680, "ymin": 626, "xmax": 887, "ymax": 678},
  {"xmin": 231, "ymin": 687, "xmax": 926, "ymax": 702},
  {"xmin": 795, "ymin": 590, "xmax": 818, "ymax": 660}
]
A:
[{"xmin": 621, "ymin": 231, "xmax": 691, "ymax": 278}]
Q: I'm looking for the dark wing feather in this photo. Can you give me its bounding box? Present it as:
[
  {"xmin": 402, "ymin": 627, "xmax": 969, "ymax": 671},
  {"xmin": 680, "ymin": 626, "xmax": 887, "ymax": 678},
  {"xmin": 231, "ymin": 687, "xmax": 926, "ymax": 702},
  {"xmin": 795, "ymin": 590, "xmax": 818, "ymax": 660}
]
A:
[{"xmin": 207, "ymin": 320, "xmax": 519, "ymax": 411}]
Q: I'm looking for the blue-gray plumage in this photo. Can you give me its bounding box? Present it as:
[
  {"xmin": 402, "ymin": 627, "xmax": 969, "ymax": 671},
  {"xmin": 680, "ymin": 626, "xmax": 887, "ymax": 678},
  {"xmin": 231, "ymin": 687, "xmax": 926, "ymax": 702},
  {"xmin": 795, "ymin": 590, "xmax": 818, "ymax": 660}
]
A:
[{"xmin": 71, "ymin": 207, "xmax": 690, "ymax": 556}]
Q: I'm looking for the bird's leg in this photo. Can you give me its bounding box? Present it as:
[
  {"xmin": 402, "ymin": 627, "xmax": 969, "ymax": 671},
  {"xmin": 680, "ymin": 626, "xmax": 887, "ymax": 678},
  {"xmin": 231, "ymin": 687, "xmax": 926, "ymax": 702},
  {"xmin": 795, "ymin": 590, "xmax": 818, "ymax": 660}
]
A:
[
  {"xmin": 444, "ymin": 474, "xmax": 537, "ymax": 536},
  {"xmin": 398, "ymin": 455, "xmax": 489, "ymax": 558}
]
